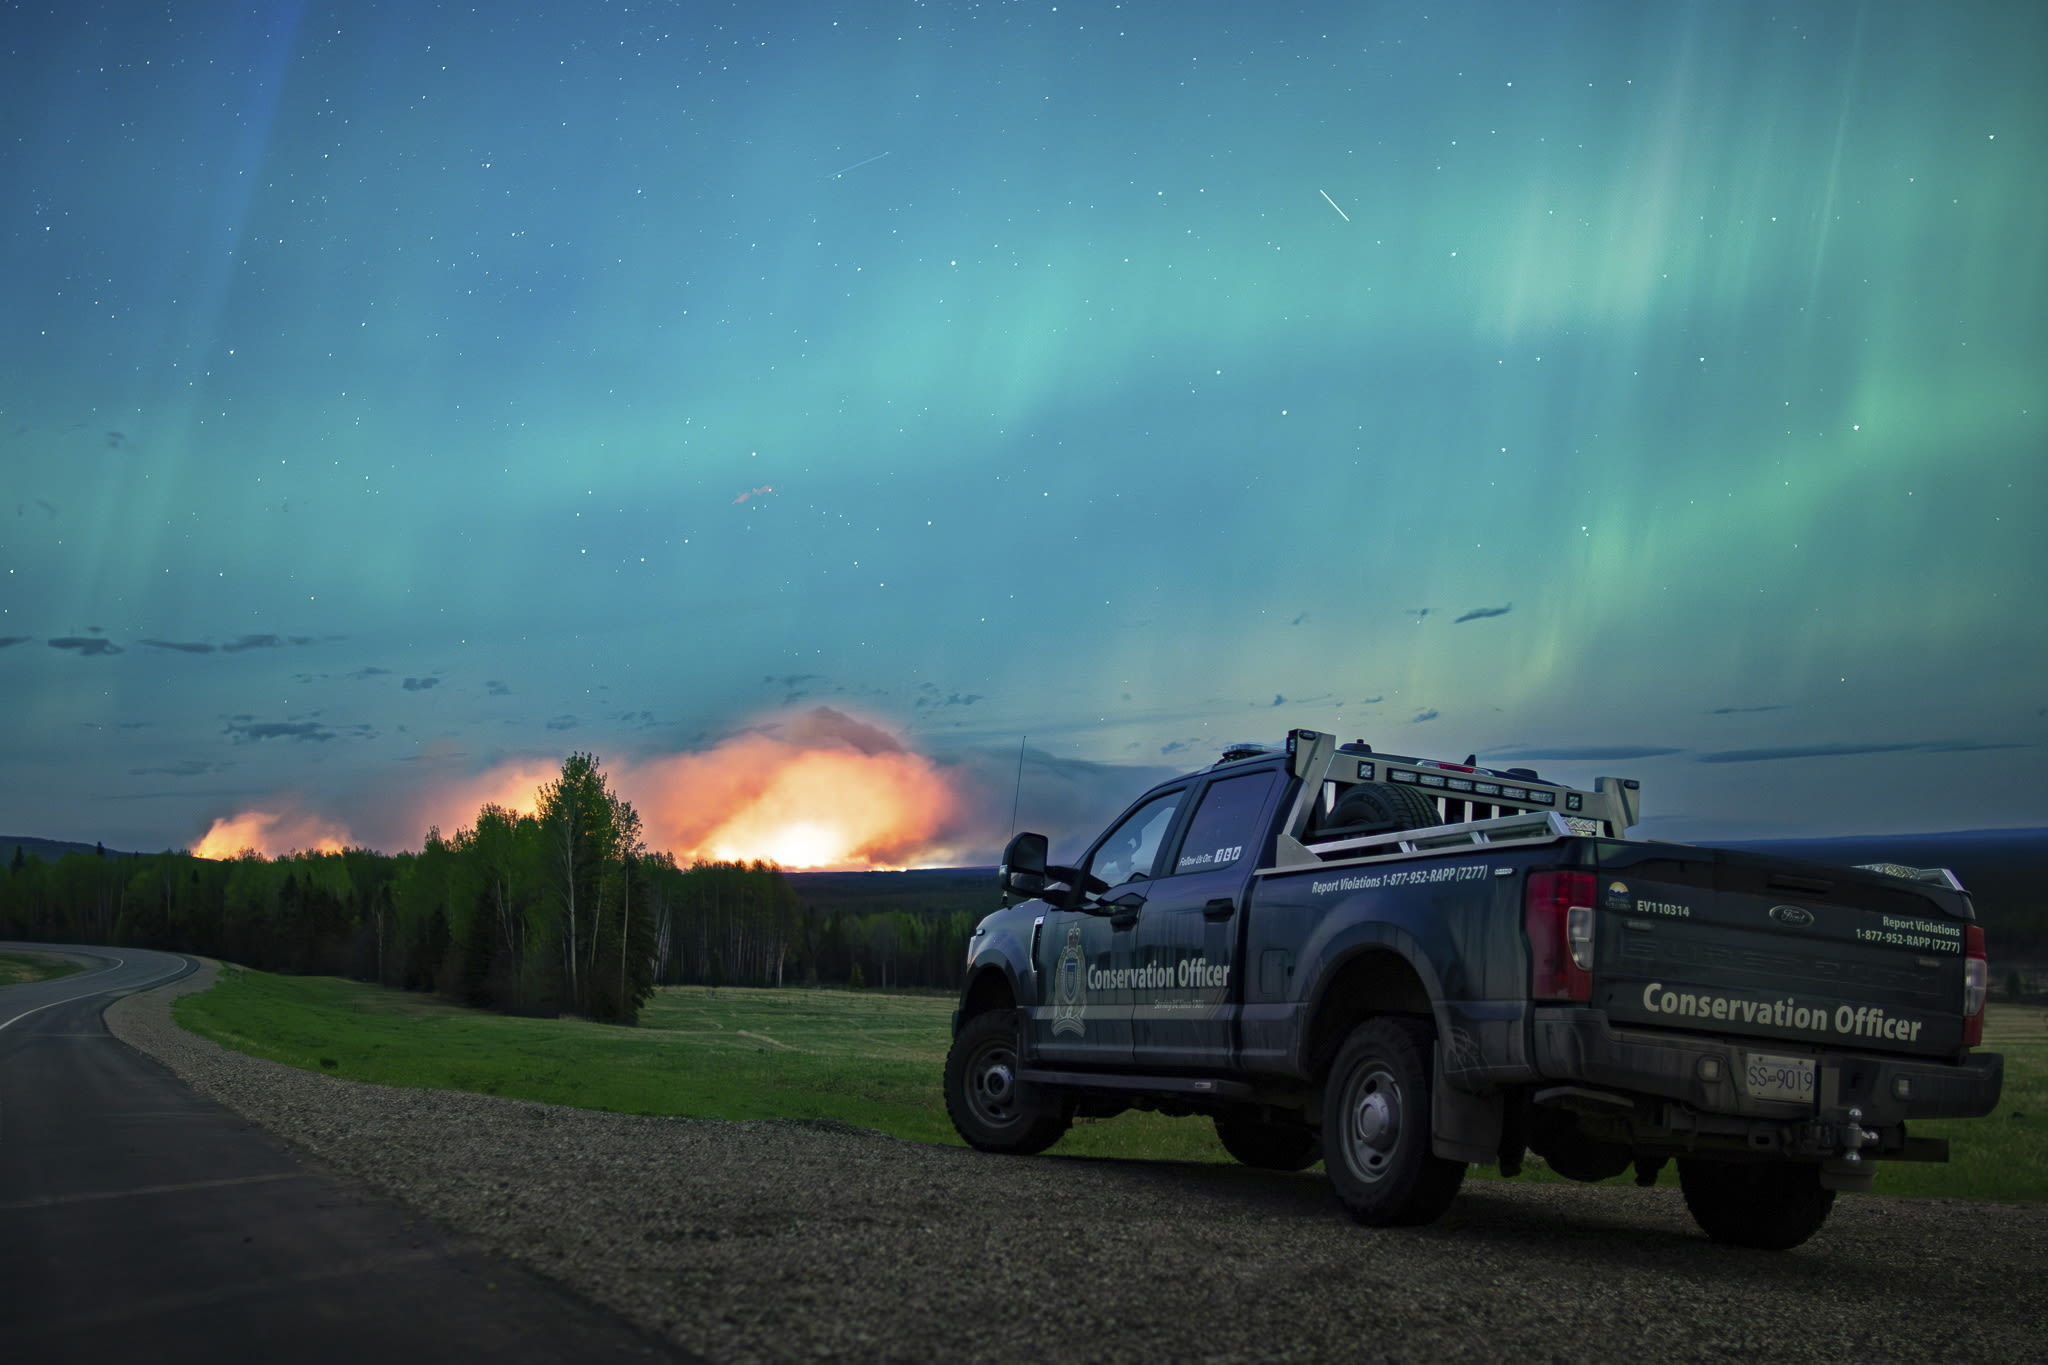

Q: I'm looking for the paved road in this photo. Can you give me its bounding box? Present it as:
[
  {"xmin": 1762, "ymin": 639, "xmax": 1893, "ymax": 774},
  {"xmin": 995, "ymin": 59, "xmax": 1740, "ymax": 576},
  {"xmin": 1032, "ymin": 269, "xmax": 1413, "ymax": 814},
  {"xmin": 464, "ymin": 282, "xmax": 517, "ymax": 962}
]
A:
[{"xmin": 0, "ymin": 943, "xmax": 694, "ymax": 1365}]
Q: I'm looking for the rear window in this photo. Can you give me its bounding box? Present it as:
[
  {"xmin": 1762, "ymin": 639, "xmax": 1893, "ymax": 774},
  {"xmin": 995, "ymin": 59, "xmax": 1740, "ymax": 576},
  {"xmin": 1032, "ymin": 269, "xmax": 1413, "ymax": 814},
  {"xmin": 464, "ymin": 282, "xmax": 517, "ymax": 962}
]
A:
[{"xmin": 1171, "ymin": 770, "xmax": 1280, "ymax": 874}]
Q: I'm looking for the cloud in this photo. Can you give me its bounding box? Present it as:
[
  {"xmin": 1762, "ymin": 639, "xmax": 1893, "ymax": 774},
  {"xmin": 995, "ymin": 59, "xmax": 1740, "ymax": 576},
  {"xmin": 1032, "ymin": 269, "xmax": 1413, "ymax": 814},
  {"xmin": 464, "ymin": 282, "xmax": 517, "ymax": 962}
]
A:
[
  {"xmin": 139, "ymin": 638, "xmax": 216, "ymax": 653},
  {"xmin": 0, "ymin": 636, "xmax": 30, "ymax": 648},
  {"xmin": 221, "ymin": 716, "xmax": 370, "ymax": 744},
  {"xmin": 347, "ymin": 666, "xmax": 392, "ymax": 680},
  {"xmin": 49, "ymin": 636, "xmax": 123, "ymax": 656},
  {"xmin": 1289, "ymin": 612, "xmax": 1308, "ymax": 626},
  {"xmin": 402, "ymin": 677, "xmax": 440, "ymax": 692},
  {"xmin": 128, "ymin": 759, "xmax": 231, "ymax": 778},
  {"xmin": 914, "ymin": 691, "xmax": 984, "ymax": 709},
  {"xmin": 545, "ymin": 714, "xmax": 579, "ymax": 731},
  {"xmin": 1360, "ymin": 695, "xmax": 1384, "ymax": 705},
  {"xmin": 733, "ymin": 484, "xmax": 775, "ymax": 504},
  {"xmin": 486, "ymin": 680, "xmax": 511, "ymax": 696},
  {"xmin": 1412, "ymin": 708, "xmax": 1439, "ymax": 723},
  {"xmin": 1491, "ymin": 746, "xmax": 1686, "ymax": 761},
  {"xmin": 1408, "ymin": 608, "xmax": 1433, "ymax": 621},
  {"xmin": 1453, "ymin": 604, "xmax": 1513, "ymax": 623},
  {"xmin": 1270, "ymin": 694, "xmax": 1287, "ymax": 707},
  {"xmin": 1709, "ymin": 704, "xmax": 1786, "ymax": 715},
  {"xmin": 1698, "ymin": 741, "xmax": 1931, "ymax": 764}
]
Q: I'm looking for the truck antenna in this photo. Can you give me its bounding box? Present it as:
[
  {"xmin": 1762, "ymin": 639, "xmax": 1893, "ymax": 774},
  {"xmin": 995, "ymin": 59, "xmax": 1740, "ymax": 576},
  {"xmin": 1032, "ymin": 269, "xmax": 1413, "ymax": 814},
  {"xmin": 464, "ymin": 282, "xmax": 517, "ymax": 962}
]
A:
[{"xmin": 1009, "ymin": 735, "xmax": 1027, "ymax": 838}]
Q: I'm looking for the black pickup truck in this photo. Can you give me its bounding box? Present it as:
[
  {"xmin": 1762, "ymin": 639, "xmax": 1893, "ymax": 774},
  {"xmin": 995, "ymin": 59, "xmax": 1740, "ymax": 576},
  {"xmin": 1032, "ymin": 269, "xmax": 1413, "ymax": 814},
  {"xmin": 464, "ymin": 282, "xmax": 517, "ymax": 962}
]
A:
[{"xmin": 944, "ymin": 730, "xmax": 2003, "ymax": 1249}]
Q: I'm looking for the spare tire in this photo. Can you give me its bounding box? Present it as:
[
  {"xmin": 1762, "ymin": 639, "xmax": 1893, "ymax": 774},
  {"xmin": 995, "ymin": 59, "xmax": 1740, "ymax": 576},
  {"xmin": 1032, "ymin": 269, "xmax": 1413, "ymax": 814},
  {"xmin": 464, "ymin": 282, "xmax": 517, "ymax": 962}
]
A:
[{"xmin": 1316, "ymin": 781, "xmax": 1442, "ymax": 839}]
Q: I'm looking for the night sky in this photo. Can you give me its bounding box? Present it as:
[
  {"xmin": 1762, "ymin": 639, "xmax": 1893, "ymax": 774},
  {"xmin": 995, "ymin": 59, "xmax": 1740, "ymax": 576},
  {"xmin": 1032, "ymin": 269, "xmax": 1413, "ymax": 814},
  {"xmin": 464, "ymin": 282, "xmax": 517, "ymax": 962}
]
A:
[{"xmin": 3, "ymin": 1, "xmax": 2043, "ymax": 863}]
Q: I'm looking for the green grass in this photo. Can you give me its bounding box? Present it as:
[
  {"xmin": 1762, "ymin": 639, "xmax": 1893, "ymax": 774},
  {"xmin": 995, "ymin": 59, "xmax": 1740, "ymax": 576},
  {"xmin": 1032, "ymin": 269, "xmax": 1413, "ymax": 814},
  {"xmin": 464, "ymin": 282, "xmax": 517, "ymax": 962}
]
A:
[
  {"xmin": 175, "ymin": 968, "xmax": 2041, "ymax": 1197},
  {"xmin": 173, "ymin": 969, "xmax": 1227, "ymax": 1161},
  {"xmin": 0, "ymin": 951, "xmax": 86, "ymax": 987}
]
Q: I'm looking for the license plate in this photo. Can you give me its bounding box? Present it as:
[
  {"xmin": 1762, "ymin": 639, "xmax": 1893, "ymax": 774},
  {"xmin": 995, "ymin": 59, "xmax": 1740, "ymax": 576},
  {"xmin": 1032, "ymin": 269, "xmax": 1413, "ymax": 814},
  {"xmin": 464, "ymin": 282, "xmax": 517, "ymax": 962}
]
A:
[{"xmin": 1742, "ymin": 1052, "xmax": 1816, "ymax": 1104}]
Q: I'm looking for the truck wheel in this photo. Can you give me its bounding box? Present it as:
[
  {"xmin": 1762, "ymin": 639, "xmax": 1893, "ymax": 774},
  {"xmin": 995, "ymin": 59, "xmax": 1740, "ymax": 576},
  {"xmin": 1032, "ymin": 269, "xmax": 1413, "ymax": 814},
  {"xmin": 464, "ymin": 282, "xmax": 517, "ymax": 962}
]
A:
[
  {"xmin": 1677, "ymin": 1159, "xmax": 1836, "ymax": 1250},
  {"xmin": 945, "ymin": 1009, "xmax": 1072, "ymax": 1155},
  {"xmin": 1214, "ymin": 1114, "xmax": 1323, "ymax": 1171},
  {"xmin": 1322, "ymin": 1016, "xmax": 1467, "ymax": 1225},
  {"xmin": 1319, "ymin": 781, "xmax": 1442, "ymax": 838}
]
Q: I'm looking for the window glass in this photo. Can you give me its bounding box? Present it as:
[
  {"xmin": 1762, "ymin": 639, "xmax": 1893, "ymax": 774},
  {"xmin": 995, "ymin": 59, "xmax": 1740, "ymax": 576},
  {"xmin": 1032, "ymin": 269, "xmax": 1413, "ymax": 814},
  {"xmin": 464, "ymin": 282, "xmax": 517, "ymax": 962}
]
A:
[
  {"xmin": 1172, "ymin": 771, "xmax": 1279, "ymax": 874},
  {"xmin": 1086, "ymin": 790, "xmax": 1183, "ymax": 887}
]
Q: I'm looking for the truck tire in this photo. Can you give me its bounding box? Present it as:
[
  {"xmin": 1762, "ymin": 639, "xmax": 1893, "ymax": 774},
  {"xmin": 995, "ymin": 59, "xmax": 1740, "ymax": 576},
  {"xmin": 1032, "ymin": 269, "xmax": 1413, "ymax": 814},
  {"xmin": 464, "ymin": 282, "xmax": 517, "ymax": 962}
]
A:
[
  {"xmin": 1677, "ymin": 1158, "xmax": 1836, "ymax": 1250},
  {"xmin": 945, "ymin": 1008, "xmax": 1072, "ymax": 1155},
  {"xmin": 1214, "ymin": 1114, "xmax": 1323, "ymax": 1171},
  {"xmin": 1321, "ymin": 1016, "xmax": 1467, "ymax": 1225},
  {"xmin": 1319, "ymin": 781, "xmax": 1442, "ymax": 838}
]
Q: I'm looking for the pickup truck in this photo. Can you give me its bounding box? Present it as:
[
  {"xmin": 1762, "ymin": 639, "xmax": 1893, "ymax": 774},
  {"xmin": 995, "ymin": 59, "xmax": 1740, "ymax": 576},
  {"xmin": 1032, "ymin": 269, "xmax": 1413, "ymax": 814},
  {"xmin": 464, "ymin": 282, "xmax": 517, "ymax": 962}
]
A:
[{"xmin": 944, "ymin": 730, "xmax": 2004, "ymax": 1249}]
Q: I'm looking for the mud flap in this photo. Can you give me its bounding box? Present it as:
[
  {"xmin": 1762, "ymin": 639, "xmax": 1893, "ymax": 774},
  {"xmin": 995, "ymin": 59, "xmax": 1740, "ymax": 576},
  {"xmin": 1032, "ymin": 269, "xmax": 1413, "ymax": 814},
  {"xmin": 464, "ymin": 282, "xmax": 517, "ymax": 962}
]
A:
[{"xmin": 1432, "ymin": 1044, "xmax": 1502, "ymax": 1165}]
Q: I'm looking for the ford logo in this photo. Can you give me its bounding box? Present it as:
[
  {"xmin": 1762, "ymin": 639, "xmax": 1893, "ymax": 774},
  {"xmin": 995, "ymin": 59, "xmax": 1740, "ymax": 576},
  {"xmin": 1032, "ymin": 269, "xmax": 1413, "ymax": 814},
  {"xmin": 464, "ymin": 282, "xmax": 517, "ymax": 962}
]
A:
[{"xmin": 1768, "ymin": 904, "xmax": 1815, "ymax": 927}]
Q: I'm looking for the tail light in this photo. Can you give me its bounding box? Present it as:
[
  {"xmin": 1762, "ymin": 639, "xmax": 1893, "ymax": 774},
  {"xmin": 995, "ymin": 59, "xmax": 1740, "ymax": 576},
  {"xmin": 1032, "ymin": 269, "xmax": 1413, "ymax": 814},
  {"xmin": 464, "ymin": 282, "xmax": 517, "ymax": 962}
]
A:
[
  {"xmin": 1526, "ymin": 870, "xmax": 1596, "ymax": 1002},
  {"xmin": 1963, "ymin": 924, "xmax": 1988, "ymax": 1047}
]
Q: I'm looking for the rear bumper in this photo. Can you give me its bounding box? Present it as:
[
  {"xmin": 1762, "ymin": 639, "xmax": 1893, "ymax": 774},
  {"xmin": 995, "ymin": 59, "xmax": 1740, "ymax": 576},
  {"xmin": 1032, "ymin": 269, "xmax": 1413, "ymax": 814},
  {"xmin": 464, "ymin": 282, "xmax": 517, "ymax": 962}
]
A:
[{"xmin": 1531, "ymin": 1008, "xmax": 2004, "ymax": 1127}]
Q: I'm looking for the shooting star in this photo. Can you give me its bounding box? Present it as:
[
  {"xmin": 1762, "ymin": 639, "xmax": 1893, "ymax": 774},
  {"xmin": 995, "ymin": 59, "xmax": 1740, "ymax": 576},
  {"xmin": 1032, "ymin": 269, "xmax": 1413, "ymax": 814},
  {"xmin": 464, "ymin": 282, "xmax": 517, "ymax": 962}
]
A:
[
  {"xmin": 1319, "ymin": 189, "xmax": 1350, "ymax": 222},
  {"xmin": 826, "ymin": 151, "xmax": 891, "ymax": 180}
]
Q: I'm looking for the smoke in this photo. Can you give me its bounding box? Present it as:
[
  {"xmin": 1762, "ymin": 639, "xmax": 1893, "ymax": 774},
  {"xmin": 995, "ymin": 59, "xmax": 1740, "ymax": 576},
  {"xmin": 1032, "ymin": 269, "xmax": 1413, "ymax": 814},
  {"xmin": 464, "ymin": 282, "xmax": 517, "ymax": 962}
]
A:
[
  {"xmin": 192, "ymin": 808, "xmax": 353, "ymax": 859},
  {"xmin": 628, "ymin": 708, "xmax": 969, "ymax": 868}
]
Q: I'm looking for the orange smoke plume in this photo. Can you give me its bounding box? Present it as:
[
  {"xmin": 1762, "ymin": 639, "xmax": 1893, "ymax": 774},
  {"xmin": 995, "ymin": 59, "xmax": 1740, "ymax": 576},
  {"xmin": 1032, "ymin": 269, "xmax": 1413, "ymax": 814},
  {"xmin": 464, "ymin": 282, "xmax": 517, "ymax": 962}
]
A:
[
  {"xmin": 193, "ymin": 809, "xmax": 354, "ymax": 859},
  {"xmin": 635, "ymin": 737, "xmax": 957, "ymax": 870}
]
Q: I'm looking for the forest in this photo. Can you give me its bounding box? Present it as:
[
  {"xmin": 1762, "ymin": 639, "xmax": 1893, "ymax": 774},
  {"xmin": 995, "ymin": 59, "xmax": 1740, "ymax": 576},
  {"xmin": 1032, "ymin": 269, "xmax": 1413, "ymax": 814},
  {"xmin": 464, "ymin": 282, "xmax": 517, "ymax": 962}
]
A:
[{"xmin": 0, "ymin": 754, "xmax": 978, "ymax": 1025}]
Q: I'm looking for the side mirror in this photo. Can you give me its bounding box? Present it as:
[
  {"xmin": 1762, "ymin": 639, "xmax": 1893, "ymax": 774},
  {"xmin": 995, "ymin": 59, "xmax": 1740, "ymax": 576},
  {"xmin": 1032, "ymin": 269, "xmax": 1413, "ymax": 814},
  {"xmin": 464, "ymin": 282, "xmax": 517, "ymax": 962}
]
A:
[{"xmin": 1000, "ymin": 831, "xmax": 1050, "ymax": 903}]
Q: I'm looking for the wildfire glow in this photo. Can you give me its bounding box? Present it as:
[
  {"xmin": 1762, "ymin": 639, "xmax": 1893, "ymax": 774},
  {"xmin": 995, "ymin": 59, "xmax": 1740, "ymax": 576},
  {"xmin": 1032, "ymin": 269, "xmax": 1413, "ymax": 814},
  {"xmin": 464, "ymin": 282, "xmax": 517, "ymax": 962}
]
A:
[
  {"xmin": 630, "ymin": 709, "xmax": 966, "ymax": 869},
  {"xmin": 194, "ymin": 709, "xmax": 976, "ymax": 868},
  {"xmin": 193, "ymin": 809, "xmax": 353, "ymax": 860}
]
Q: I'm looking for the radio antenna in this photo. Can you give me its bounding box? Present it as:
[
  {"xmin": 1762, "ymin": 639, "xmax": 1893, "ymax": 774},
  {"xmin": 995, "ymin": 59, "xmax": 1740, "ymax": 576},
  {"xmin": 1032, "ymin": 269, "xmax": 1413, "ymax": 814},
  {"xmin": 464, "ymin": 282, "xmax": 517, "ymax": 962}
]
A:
[{"xmin": 1008, "ymin": 735, "xmax": 1027, "ymax": 838}]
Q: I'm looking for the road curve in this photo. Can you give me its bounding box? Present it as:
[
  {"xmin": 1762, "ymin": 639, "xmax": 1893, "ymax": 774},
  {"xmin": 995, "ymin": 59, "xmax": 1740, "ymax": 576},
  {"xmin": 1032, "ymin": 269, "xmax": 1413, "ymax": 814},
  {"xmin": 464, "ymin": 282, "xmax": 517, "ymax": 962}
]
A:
[{"xmin": 0, "ymin": 943, "xmax": 693, "ymax": 1364}]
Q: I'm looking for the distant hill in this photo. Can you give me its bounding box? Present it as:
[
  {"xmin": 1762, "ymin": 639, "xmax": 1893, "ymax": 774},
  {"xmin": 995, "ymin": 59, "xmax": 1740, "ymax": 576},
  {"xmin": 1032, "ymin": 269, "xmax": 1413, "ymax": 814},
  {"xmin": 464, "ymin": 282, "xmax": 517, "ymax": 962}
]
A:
[{"xmin": 3, "ymin": 835, "xmax": 153, "ymax": 864}]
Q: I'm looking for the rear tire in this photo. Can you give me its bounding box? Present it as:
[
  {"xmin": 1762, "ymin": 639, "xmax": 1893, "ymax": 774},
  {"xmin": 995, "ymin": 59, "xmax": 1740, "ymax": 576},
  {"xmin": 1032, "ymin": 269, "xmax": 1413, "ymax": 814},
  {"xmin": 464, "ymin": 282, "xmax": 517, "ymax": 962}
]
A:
[
  {"xmin": 1214, "ymin": 1113, "xmax": 1323, "ymax": 1171},
  {"xmin": 945, "ymin": 1009, "xmax": 1072, "ymax": 1155},
  {"xmin": 1321, "ymin": 1016, "xmax": 1466, "ymax": 1225},
  {"xmin": 1677, "ymin": 1159, "xmax": 1836, "ymax": 1250}
]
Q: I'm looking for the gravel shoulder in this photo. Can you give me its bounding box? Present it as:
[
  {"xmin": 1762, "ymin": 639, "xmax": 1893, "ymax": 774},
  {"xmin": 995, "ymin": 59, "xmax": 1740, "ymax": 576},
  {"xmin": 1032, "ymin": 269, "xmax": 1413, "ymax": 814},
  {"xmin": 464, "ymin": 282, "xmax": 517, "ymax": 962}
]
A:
[{"xmin": 107, "ymin": 962, "xmax": 2045, "ymax": 1365}]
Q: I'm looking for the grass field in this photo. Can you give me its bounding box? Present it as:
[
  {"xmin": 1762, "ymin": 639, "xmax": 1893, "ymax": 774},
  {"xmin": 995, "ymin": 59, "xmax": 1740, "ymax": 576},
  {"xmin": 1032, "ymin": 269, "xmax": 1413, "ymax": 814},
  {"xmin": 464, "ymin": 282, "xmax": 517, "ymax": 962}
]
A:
[
  {"xmin": 0, "ymin": 951, "xmax": 86, "ymax": 987},
  {"xmin": 173, "ymin": 969, "xmax": 2045, "ymax": 1200}
]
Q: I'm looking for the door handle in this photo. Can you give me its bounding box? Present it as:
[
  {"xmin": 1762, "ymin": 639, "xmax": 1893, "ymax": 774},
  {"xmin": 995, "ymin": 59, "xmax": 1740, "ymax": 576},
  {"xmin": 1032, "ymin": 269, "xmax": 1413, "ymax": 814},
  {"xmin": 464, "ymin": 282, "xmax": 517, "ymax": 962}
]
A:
[{"xmin": 1203, "ymin": 898, "xmax": 1236, "ymax": 920}]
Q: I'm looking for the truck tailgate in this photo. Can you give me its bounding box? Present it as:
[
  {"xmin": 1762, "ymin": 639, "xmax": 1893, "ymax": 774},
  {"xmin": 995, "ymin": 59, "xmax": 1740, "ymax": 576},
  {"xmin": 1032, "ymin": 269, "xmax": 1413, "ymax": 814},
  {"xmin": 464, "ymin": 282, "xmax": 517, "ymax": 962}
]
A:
[{"xmin": 1588, "ymin": 843, "xmax": 1969, "ymax": 1059}]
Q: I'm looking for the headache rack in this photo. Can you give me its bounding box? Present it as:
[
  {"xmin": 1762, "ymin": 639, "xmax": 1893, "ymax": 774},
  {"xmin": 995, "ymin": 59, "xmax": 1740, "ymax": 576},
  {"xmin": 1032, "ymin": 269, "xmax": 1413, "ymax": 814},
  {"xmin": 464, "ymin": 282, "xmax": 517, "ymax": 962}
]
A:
[{"xmin": 1265, "ymin": 729, "xmax": 1642, "ymax": 874}]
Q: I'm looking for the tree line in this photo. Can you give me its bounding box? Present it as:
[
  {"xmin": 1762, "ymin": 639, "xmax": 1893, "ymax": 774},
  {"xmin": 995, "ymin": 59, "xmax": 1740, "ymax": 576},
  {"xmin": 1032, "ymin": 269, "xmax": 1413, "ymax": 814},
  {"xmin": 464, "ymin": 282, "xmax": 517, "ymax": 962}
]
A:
[{"xmin": 0, "ymin": 753, "xmax": 980, "ymax": 1024}]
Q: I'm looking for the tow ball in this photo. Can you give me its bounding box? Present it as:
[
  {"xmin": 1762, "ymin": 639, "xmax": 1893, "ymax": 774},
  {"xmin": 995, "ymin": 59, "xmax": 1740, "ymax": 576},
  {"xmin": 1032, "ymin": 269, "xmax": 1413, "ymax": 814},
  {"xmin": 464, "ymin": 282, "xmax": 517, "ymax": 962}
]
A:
[{"xmin": 1830, "ymin": 1107, "xmax": 1881, "ymax": 1163}]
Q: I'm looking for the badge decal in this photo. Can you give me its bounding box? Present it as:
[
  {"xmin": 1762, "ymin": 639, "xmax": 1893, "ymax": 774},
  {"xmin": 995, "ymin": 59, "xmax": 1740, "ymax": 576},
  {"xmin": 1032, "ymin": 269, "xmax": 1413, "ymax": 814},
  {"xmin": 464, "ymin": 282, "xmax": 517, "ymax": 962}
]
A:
[{"xmin": 1051, "ymin": 925, "xmax": 1087, "ymax": 1037}]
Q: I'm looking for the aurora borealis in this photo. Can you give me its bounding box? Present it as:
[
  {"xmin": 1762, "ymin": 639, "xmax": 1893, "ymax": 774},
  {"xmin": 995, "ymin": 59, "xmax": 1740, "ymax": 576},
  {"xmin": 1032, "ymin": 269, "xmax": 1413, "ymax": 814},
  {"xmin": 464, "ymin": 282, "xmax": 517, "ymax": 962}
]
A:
[{"xmin": 2, "ymin": 1, "xmax": 2042, "ymax": 858}]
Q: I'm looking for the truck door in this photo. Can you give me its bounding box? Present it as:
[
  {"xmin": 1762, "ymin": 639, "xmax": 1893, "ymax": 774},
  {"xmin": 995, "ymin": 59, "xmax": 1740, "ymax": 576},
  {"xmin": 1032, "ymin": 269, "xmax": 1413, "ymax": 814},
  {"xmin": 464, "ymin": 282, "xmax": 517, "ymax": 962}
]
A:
[
  {"xmin": 1129, "ymin": 769, "xmax": 1282, "ymax": 1071},
  {"xmin": 1029, "ymin": 786, "xmax": 1185, "ymax": 1070}
]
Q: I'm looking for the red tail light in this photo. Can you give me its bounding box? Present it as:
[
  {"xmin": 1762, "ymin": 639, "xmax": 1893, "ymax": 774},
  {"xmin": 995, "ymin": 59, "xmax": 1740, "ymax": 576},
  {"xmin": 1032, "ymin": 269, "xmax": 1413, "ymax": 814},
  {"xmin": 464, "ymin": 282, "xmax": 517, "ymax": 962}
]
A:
[
  {"xmin": 1963, "ymin": 924, "xmax": 1988, "ymax": 1048},
  {"xmin": 1526, "ymin": 871, "xmax": 1596, "ymax": 1002}
]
